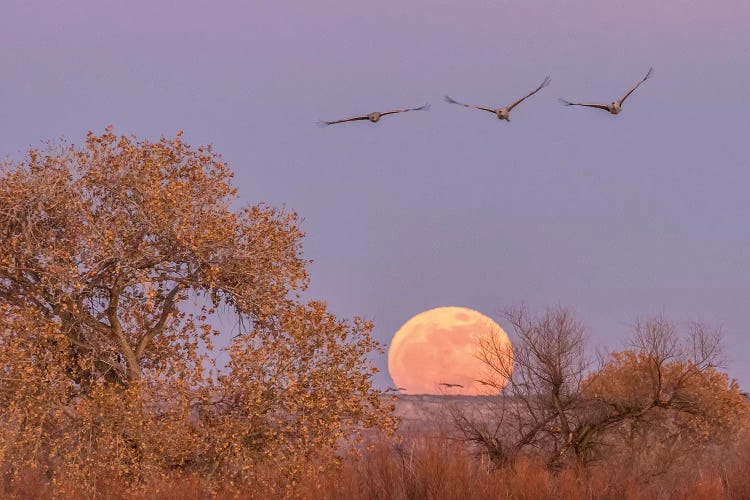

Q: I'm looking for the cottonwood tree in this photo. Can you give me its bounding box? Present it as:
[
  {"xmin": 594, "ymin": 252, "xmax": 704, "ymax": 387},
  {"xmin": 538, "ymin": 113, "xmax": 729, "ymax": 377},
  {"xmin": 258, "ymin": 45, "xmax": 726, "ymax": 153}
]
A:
[
  {"xmin": 207, "ymin": 301, "xmax": 393, "ymax": 483},
  {"xmin": 451, "ymin": 305, "xmax": 588, "ymax": 467},
  {"xmin": 0, "ymin": 128, "xmax": 395, "ymax": 489},
  {"xmin": 451, "ymin": 306, "xmax": 746, "ymax": 469},
  {"xmin": 581, "ymin": 318, "xmax": 746, "ymax": 473}
]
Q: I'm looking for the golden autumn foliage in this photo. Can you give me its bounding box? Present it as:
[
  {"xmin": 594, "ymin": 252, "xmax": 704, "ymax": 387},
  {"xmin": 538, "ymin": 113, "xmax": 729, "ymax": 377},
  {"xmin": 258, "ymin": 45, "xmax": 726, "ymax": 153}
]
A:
[
  {"xmin": 0, "ymin": 128, "xmax": 396, "ymax": 494},
  {"xmin": 586, "ymin": 351, "xmax": 746, "ymax": 439},
  {"xmin": 584, "ymin": 348, "xmax": 747, "ymax": 473}
]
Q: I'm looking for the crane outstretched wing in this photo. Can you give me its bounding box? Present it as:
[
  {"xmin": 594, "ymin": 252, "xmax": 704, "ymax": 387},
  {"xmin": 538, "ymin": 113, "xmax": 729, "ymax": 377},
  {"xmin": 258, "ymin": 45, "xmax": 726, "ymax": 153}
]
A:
[
  {"xmin": 380, "ymin": 103, "xmax": 431, "ymax": 117},
  {"xmin": 507, "ymin": 76, "xmax": 552, "ymax": 112},
  {"xmin": 618, "ymin": 67, "xmax": 654, "ymax": 106},
  {"xmin": 444, "ymin": 95, "xmax": 496, "ymax": 114},
  {"xmin": 559, "ymin": 98, "xmax": 610, "ymax": 112},
  {"xmin": 317, "ymin": 115, "xmax": 370, "ymax": 126}
]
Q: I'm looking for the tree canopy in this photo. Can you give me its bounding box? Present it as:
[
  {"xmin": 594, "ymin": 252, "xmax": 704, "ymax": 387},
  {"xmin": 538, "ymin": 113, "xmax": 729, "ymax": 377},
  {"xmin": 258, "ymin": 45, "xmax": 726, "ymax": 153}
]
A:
[{"xmin": 0, "ymin": 128, "xmax": 395, "ymax": 490}]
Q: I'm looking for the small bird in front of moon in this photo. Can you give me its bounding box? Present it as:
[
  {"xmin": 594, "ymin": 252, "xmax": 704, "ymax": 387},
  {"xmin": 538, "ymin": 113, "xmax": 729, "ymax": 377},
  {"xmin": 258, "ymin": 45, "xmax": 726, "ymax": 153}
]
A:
[
  {"xmin": 559, "ymin": 67, "xmax": 653, "ymax": 115},
  {"xmin": 444, "ymin": 76, "xmax": 551, "ymax": 122},
  {"xmin": 439, "ymin": 382, "xmax": 465, "ymax": 388},
  {"xmin": 318, "ymin": 103, "xmax": 430, "ymax": 126},
  {"xmin": 388, "ymin": 307, "xmax": 512, "ymax": 396}
]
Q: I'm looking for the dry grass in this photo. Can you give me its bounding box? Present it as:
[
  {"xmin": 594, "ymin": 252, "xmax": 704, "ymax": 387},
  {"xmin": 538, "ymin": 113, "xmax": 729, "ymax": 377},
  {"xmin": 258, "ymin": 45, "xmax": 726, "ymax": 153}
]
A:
[{"xmin": 2, "ymin": 431, "xmax": 749, "ymax": 499}]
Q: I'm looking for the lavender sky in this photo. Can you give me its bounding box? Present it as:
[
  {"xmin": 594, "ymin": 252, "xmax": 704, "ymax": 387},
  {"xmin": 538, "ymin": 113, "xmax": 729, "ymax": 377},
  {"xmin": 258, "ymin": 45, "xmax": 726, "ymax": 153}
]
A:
[{"xmin": 2, "ymin": 0, "xmax": 750, "ymax": 389}]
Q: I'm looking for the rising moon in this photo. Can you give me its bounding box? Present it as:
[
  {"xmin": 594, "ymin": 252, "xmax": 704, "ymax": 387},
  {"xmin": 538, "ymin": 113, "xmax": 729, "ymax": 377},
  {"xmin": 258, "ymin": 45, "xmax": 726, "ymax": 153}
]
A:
[{"xmin": 387, "ymin": 306, "xmax": 512, "ymax": 396}]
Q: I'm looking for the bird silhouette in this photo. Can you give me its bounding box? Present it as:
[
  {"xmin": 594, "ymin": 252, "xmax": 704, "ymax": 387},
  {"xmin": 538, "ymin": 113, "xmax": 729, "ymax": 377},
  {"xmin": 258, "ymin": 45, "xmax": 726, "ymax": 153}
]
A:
[
  {"xmin": 439, "ymin": 382, "xmax": 464, "ymax": 388},
  {"xmin": 318, "ymin": 103, "xmax": 430, "ymax": 126},
  {"xmin": 445, "ymin": 76, "xmax": 551, "ymax": 122},
  {"xmin": 559, "ymin": 68, "xmax": 653, "ymax": 115}
]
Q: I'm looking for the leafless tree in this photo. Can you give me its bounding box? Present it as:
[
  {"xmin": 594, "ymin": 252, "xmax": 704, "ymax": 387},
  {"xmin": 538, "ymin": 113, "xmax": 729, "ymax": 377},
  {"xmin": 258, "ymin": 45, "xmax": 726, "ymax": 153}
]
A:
[
  {"xmin": 451, "ymin": 307, "xmax": 745, "ymax": 470},
  {"xmin": 451, "ymin": 305, "xmax": 588, "ymax": 466}
]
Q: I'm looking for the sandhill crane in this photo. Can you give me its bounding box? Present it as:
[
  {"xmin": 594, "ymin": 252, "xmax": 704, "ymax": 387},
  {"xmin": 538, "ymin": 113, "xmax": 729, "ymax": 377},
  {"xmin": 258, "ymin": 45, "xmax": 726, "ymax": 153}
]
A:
[
  {"xmin": 559, "ymin": 68, "xmax": 653, "ymax": 115},
  {"xmin": 439, "ymin": 382, "xmax": 464, "ymax": 388},
  {"xmin": 445, "ymin": 76, "xmax": 551, "ymax": 122},
  {"xmin": 318, "ymin": 103, "xmax": 430, "ymax": 126}
]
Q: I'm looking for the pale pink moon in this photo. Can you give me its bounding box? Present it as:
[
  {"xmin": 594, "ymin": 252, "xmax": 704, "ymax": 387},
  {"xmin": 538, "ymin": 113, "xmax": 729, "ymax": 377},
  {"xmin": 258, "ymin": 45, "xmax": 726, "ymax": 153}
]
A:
[{"xmin": 387, "ymin": 306, "xmax": 512, "ymax": 396}]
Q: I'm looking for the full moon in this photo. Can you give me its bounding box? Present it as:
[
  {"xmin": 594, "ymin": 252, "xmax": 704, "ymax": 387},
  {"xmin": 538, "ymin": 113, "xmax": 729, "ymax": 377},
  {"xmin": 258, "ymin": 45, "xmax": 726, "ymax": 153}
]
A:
[{"xmin": 387, "ymin": 306, "xmax": 512, "ymax": 396}]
